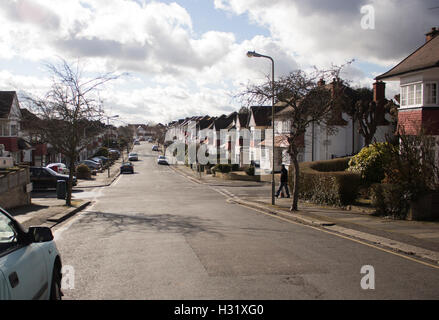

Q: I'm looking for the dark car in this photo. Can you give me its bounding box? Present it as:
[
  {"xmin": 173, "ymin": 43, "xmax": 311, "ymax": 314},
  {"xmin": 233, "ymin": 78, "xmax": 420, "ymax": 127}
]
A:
[
  {"xmin": 152, "ymin": 145, "xmax": 159, "ymax": 151},
  {"xmin": 120, "ymin": 162, "xmax": 134, "ymax": 174},
  {"xmin": 30, "ymin": 167, "xmax": 77, "ymax": 189},
  {"xmin": 95, "ymin": 156, "xmax": 110, "ymax": 165}
]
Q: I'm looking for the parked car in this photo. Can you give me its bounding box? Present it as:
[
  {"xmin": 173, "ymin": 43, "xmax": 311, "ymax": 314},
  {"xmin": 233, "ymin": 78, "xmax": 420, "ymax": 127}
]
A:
[
  {"xmin": 134, "ymin": 140, "xmax": 140, "ymax": 145},
  {"xmin": 109, "ymin": 149, "xmax": 121, "ymax": 159},
  {"xmin": 0, "ymin": 206, "xmax": 63, "ymax": 299},
  {"xmin": 120, "ymin": 162, "xmax": 134, "ymax": 174},
  {"xmin": 46, "ymin": 163, "xmax": 69, "ymax": 174},
  {"xmin": 147, "ymin": 138, "xmax": 153, "ymax": 143},
  {"xmin": 30, "ymin": 167, "xmax": 77, "ymax": 189},
  {"xmin": 157, "ymin": 155, "xmax": 168, "ymax": 165},
  {"xmin": 128, "ymin": 153, "xmax": 138, "ymax": 161},
  {"xmin": 79, "ymin": 160, "xmax": 101, "ymax": 170},
  {"xmin": 94, "ymin": 156, "xmax": 110, "ymax": 165},
  {"xmin": 152, "ymin": 145, "xmax": 158, "ymax": 151}
]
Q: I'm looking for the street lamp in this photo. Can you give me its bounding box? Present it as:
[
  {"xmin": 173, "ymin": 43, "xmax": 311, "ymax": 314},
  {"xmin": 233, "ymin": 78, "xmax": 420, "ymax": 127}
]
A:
[
  {"xmin": 247, "ymin": 51, "xmax": 276, "ymax": 205},
  {"xmin": 106, "ymin": 115, "xmax": 119, "ymax": 177}
]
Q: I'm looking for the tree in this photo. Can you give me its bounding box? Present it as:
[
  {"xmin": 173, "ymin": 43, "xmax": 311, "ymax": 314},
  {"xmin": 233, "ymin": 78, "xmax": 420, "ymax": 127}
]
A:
[
  {"xmin": 25, "ymin": 59, "xmax": 118, "ymax": 206},
  {"xmin": 240, "ymin": 68, "xmax": 345, "ymax": 211},
  {"xmin": 341, "ymin": 87, "xmax": 394, "ymax": 148}
]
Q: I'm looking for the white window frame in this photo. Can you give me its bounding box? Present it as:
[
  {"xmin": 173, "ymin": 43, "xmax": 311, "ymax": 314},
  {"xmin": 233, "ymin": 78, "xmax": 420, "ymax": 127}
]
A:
[{"xmin": 400, "ymin": 82, "xmax": 423, "ymax": 107}]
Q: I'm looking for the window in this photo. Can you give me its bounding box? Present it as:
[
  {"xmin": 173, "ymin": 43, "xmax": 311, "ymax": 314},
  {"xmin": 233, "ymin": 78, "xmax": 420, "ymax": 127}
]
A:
[
  {"xmin": 425, "ymin": 83, "xmax": 438, "ymax": 105},
  {"xmin": 401, "ymin": 83, "xmax": 423, "ymax": 107},
  {"xmin": 0, "ymin": 210, "xmax": 18, "ymax": 253}
]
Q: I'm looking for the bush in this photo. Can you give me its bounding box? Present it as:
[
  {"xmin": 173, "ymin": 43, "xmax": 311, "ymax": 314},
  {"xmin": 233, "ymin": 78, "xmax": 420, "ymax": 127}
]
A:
[
  {"xmin": 245, "ymin": 166, "xmax": 255, "ymax": 176},
  {"xmin": 310, "ymin": 157, "xmax": 351, "ymax": 172},
  {"xmin": 231, "ymin": 164, "xmax": 240, "ymax": 171},
  {"xmin": 94, "ymin": 147, "xmax": 109, "ymax": 158},
  {"xmin": 348, "ymin": 143, "xmax": 396, "ymax": 185},
  {"xmin": 292, "ymin": 160, "xmax": 361, "ymax": 207},
  {"xmin": 212, "ymin": 164, "xmax": 232, "ymax": 173},
  {"xmin": 370, "ymin": 183, "xmax": 410, "ymax": 219},
  {"xmin": 76, "ymin": 164, "xmax": 91, "ymax": 179}
]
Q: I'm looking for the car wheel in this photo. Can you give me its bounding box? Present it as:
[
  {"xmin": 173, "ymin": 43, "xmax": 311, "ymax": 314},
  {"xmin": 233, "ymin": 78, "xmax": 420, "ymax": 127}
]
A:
[{"xmin": 50, "ymin": 266, "xmax": 62, "ymax": 300}]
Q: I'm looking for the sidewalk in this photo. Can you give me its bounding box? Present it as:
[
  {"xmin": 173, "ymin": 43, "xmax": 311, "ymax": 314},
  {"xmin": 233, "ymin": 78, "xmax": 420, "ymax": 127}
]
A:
[
  {"xmin": 75, "ymin": 152, "xmax": 125, "ymax": 188},
  {"xmin": 7, "ymin": 151, "xmax": 129, "ymax": 229},
  {"xmin": 171, "ymin": 164, "xmax": 439, "ymax": 265},
  {"xmin": 9, "ymin": 198, "xmax": 91, "ymax": 229}
]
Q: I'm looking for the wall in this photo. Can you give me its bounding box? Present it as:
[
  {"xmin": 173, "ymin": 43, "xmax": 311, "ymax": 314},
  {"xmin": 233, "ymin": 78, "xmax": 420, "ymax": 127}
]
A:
[{"xmin": 0, "ymin": 168, "xmax": 31, "ymax": 209}]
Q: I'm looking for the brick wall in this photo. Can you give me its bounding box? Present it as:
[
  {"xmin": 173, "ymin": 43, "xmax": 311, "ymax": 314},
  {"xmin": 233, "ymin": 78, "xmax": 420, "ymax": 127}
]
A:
[
  {"xmin": 0, "ymin": 168, "xmax": 31, "ymax": 209},
  {"xmin": 398, "ymin": 108, "xmax": 439, "ymax": 135}
]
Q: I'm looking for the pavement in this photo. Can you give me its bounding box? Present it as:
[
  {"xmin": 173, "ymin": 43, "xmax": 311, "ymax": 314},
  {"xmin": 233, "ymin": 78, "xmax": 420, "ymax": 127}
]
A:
[
  {"xmin": 170, "ymin": 164, "xmax": 439, "ymax": 266},
  {"xmin": 7, "ymin": 151, "xmax": 127, "ymax": 229}
]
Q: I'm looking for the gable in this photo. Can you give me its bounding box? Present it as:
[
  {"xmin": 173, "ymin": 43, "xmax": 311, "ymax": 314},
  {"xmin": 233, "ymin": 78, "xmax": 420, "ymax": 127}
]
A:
[{"xmin": 9, "ymin": 96, "xmax": 22, "ymax": 120}]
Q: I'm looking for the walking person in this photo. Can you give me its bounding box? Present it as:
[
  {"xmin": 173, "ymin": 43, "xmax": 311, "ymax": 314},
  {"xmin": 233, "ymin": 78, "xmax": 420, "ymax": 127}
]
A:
[{"xmin": 276, "ymin": 164, "xmax": 290, "ymax": 198}]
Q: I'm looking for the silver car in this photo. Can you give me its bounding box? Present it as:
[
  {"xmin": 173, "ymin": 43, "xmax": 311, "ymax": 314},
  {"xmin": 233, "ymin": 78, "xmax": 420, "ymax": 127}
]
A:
[{"xmin": 0, "ymin": 207, "xmax": 62, "ymax": 300}]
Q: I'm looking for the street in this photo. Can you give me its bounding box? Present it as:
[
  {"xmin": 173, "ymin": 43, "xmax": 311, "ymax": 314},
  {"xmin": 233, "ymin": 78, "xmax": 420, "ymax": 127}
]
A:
[{"xmin": 53, "ymin": 142, "xmax": 439, "ymax": 299}]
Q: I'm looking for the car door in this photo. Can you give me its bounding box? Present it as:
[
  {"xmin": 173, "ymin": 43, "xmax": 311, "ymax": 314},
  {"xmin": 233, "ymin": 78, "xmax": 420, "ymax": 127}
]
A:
[
  {"xmin": 0, "ymin": 211, "xmax": 49, "ymax": 300},
  {"xmin": 41, "ymin": 168, "xmax": 56, "ymax": 189}
]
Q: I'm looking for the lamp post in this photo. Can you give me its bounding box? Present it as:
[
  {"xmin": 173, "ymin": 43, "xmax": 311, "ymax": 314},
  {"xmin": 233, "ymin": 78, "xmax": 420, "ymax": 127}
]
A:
[
  {"xmin": 247, "ymin": 51, "xmax": 276, "ymax": 205},
  {"xmin": 106, "ymin": 115, "xmax": 119, "ymax": 177}
]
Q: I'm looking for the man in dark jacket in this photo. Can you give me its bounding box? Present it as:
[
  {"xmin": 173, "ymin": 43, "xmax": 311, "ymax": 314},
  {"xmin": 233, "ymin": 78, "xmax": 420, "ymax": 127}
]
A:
[{"xmin": 276, "ymin": 164, "xmax": 290, "ymax": 198}]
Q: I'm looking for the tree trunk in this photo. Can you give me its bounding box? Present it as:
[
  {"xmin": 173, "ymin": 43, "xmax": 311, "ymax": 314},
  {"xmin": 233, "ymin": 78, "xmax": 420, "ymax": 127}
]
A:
[
  {"xmin": 290, "ymin": 155, "xmax": 300, "ymax": 211},
  {"xmin": 66, "ymin": 155, "xmax": 74, "ymax": 206}
]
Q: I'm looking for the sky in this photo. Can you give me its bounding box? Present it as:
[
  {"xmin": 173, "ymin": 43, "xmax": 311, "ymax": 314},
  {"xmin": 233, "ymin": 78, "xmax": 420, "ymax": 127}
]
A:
[{"xmin": 0, "ymin": 0, "xmax": 438, "ymax": 126}]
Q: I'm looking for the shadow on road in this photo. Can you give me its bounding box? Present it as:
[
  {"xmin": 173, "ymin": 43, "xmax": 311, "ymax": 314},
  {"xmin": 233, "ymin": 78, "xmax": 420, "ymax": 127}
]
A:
[{"xmin": 79, "ymin": 211, "xmax": 224, "ymax": 237}]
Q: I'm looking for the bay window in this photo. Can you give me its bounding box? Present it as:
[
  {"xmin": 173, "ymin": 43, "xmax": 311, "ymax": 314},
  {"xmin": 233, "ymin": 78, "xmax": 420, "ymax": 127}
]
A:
[{"xmin": 400, "ymin": 82, "xmax": 438, "ymax": 107}]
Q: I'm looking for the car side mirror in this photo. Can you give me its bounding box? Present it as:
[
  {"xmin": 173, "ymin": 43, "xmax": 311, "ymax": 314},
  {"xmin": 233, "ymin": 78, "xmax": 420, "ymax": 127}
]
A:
[{"xmin": 28, "ymin": 226, "xmax": 54, "ymax": 243}]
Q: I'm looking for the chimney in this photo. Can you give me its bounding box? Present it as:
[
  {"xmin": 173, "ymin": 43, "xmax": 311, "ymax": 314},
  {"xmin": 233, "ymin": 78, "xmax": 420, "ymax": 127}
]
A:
[
  {"xmin": 373, "ymin": 81, "xmax": 385, "ymax": 102},
  {"xmin": 426, "ymin": 27, "xmax": 439, "ymax": 42}
]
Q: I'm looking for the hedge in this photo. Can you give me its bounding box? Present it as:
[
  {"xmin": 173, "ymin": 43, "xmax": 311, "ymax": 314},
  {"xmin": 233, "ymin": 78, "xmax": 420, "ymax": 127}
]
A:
[
  {"xmin": 76, "ymin": 164, "xmax": 91, "ymax": 180},
  {"xmin": 290, "ymin": 158, "xmax": 361, "ymax": 207}
]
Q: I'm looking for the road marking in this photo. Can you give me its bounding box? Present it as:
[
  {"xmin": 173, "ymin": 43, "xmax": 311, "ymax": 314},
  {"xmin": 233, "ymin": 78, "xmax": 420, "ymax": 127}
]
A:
[{"xmin": 235, "ymin": 203, "xmax": 439, "ymax": 270}]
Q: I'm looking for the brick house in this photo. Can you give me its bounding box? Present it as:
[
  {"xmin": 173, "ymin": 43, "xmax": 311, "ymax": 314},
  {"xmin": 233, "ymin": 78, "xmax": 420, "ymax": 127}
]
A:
[{"xmin": 375, "ymin": 27, "xmax": 439, "ymax": 135}]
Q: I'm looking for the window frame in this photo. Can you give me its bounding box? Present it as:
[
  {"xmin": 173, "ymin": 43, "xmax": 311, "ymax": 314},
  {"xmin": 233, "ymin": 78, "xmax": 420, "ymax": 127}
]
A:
[{"xmin": 424, "ymin": 81, "xmax": 438, "ymax": 106}]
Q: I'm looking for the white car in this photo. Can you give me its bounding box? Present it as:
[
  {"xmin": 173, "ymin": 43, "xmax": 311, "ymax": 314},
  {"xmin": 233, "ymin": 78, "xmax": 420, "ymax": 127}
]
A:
[
  {"xmin": 46, "ymin": 163, "xmax": 69, "ymax": 175},
  {"xmin": 157, "ymin": 155, "xmax": 168, "ymax": 165},
  {"xmin": 0, "ymin": 207, "xmax": 63, "ymax": 300},
  {"xmin": 128, "ymin": 153, "xmax": 138, "ymax": 161}
]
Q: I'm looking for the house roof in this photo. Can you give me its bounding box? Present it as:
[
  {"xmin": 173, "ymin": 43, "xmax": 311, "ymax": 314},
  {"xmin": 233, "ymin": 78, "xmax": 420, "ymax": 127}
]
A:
[
  {"xmin": 376, "ymin": 34, "xmax": 439, "ymax": 81},
  {"xmin": 0, "ymin": 91, "xmax": 17, "ymax": 119},
  {"xmin": 250, "ymin": 105, "xmax": 287, "ymax": 127}
]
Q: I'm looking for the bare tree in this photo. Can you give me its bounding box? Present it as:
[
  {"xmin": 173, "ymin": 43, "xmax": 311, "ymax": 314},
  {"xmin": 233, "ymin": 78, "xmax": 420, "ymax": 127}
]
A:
[
  {"xmin": 240, "ymin": 67, "xmax": 345, "ymax": 211},
  {"xmin": 24, "ymin": 59, "xmax": 119, "ymax": 206}
]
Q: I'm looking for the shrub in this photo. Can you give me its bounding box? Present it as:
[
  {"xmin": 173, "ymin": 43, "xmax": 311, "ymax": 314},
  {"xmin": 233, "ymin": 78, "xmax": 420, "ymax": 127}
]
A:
[
  {"xmin": 94, "ymin": 147, "xmax": 109, "ymax": 158},
  {"xmin": 370, "ymin": 183, "xmax": 410, "ymax": 219},
  {"xmin": 291, "ymin": 160, "xmax": 361, "ymax": 207},
  {"xmin": 231, "ymin": 164, "xmax": 240, "ymax": 171},
  {"xmin": 310, "ymin": 157, "xmax": 351, "ymax": 172},
  {"xmin": 212, "ymin": 164, "xmax": 232, "ymax": 173},
  {"xmin": 245, "ymin": 166, "xmax": 255, "ymax": 176},
  {"xmin": 348, "ymin": 142, "xmax": 396, "ymax": 185},
  {"xmin": 76, "ymin": 164, "xmax": 91, "ymax": 179}
]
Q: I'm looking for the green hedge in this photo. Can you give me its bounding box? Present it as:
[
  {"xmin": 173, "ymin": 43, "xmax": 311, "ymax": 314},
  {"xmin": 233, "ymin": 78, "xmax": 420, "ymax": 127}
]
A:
[
  {"xmin": 290, "ymin": 158, "xmax": 361, "ymax": 206},
  {"xmin": 309, "ymin": 157, "xmax": 351, "ymax": 172},
  {"xmin": 212, "ymin": 164, "xmax": 232, "ymax": 173},
  {"xmin": 76, "ymin": 164, "xmax": 91, "ymax": 179}
]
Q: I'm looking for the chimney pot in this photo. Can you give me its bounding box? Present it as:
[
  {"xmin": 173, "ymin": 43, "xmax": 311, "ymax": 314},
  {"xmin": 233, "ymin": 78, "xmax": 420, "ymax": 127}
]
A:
[{"xmin": 426, "ymin": 27, "xmax": 439, "ymax": 42}]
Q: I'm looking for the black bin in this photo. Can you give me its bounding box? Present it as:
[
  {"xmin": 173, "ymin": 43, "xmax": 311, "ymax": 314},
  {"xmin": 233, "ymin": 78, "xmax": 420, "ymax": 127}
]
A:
[{"xmin": 56, "ymin": 180, "xmax": 66, "ymax": 199}]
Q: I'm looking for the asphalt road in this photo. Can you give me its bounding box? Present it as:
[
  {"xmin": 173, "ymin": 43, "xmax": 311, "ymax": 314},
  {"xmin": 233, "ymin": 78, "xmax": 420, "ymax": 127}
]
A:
[{"xmin": 53, "ymin": 142, "xmax": 439, "ymax": 299}]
